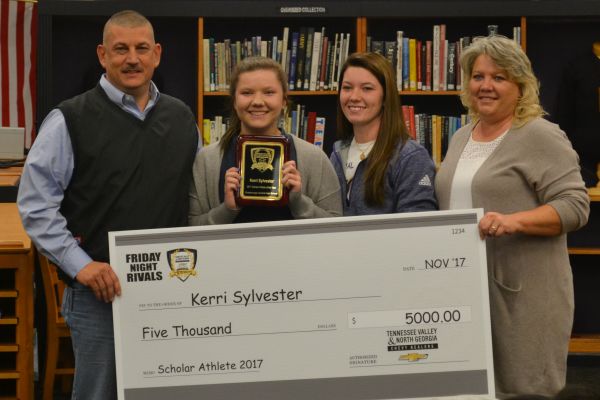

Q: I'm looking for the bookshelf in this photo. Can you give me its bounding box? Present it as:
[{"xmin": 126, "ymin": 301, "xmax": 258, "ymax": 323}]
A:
[
  {"xmin": 37, "ymin": 0, "xmax": 600, "ymax": 363},
  {"xmin": 566, "ymin": 189, "xmax": 600, "ymax": 355},
  {"xmin": 528, "ymin": 15, "xmax": 600, "ymax": 355},
  {"xmin": 197, "ymin": 16, "xmax": 358, "ymax": 153}
]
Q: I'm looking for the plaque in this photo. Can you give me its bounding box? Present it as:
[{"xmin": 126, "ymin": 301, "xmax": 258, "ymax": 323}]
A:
[{"xmin": 236, "ymin": 135, "xmax": 289, "ymax": 207}]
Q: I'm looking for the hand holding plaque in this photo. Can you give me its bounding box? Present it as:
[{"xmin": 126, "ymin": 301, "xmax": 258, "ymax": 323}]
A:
[{"xmin": 236, "ymin": 135, "xmax": 290, "ymax": 207}]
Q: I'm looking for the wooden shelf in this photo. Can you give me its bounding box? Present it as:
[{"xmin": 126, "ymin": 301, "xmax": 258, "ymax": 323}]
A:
[
  {"xmin": 202, "ymin": 90, "xmax": 462, "ymax": 97},
  {"xmin": 399, "ymin": 90, "xmax": 460, "ymax": 96},
  {"xmin": 568, "ymin": 247, "xmax": 600, "ymax": 255},
  {"xmin": 203, "ymin": 90, "xmax": 338, "ymax": 96},
  {"xmin": 0, "ymin": 291, "xmax": 17, "ymax": 298},
  {"xmin": 0, "ymin": 371, "xmax": 19, "ymax": 379},
  {"xmin": 569, "ymin": 334, "xmax": 600, "ymax": 354},
  {"xmin": 588, "ymin": 187, "xmax": 600, "ymax": 202},
  {"xmin": 0, "ymin": 344, "xmax": 18, "ymax": 352},
  {"xmin": 0, "ymin": 317, "xmax": 17, "ymax": 325}
]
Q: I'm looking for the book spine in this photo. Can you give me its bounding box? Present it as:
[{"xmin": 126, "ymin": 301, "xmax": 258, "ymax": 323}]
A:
[
  {"xmin": 425, "ymin": 40, "xmax": 432, "ymax": 91},
  {"xmin": 439, "ymin": 25, "xmax": 446, "ymax": 90},
  {"xmin": 306, "ymin": 111, "xmax": 317, "ymax": 144},
  {"xmin": 202, "ymin": 119, "xmax": 211, "ymax": 145},
  {"xmin": 456, "ymin": 38, "xmax": 462, "ymax": 90},
  {"xmin": 281, "ymin": 27, "xmax": 290, "ymax": 73},
  {"xmin": 408, "ymin": 105, "xmax": 416, "ymax": 139},
  {"xmin": 402, "ymin": 37, "xmax": 409, "ymax": 90},
  {"xmin": 203, "ymin": 39, "xmax": 210, "ymax": 92},
  {"xmin": 409, "ymin": 38, "xmax": 417, "ymax": 91},
  {"xmin": 224, "ymin": 39, "xmax": 231, "ymax": 91},
  {"xmin": 214, "ymin": 115, "xmax": 223, "ymax": 143},
  {"xmin": 209, "ymin": 38, "xmax": 216, "ymax": 92},
  {"xmin": 442, "ymin": 39, "xmax": 448, "ymax": 91},
  {"xmin": 447, "ymin": 41, "xmax": 456, "ymax": 90},
  {"xmin": 371, "ymin": 40, "xmax": 384, "ymax": 55},
  {"xmin": 295, "ymin": 104, "xmax": 302, "ymax": 136},
  {"xmin": 272, "ymin": 35, "xmax": 278, "ymax": 61},
  {"xmin": 314, "ymin": 117, "xmax": 326, "ymax": 149},
  {"xmin": 401, "ymin": 105, "xmax": 411, "ymax": 134},
  {"xmin": 396, "ymin": 31, "xmax": 403, "ymax": 91},
  {"xmin": 296, "ymin": 27, "xmax": 307, "ymax": 90},
  {"xmin": 290, "ymin": 109, "xmax": 298, "ymax": 136},
  {"xmin": 216, "ymin": 42, "xmax": 224, "ymax": 91},
  {"xmin": 324, "ymin": 37, "xmax": 334, "ymax": 90},
  {"xmin": 289, "ymin": 31, "xmax": 299, "ymax": 90},
  {"xmin": 419, "ymin": 41, "xmax": 426, "ymax": 91},
  {"xmin": 303, "ymin": 27, "xmax": 315, "ymax": 90},
  {"xmin": 315, "ymin": 27, "xmax": 325, "ymax": 89},
  {"xmin": 319, "ymin": 36, "xmax": 329, "ymax": 90},
  {"xmin": 309, "ymin": 31, "xmax": 322, "ymax": 91},
  {"xmin": 425, "ymin": 114, "xmax": 432, "ymax": 155},
  {"xmin": 343, "ymin": 33, "xmax": 350, "ymax": 64},
  {"xmin": 433, "ymin": 25, "xmax": 440, "ymax": 92},
  {"xmin": 330, "ymin": 33, "xmax": 340, "ymax": 91},
  {"xmin": 334, "ymin": 33, "xmax": 347, "ymax": 90},
  {"xmin": 385, "ymin": 41, "xmax": 396, "ymax": 67},
  {"xmin": 259, "ymin": 36, "xmax": 264, "ymax": 56}
]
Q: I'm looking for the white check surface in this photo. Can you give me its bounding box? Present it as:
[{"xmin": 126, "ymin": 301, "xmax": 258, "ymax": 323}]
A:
[{"xmin": 110, "ymin": 209, "xmax": 494, "ymax": 400}]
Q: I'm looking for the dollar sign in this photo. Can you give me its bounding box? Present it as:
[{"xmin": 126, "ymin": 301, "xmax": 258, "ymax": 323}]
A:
[{"xmin": 352, "ymin": 317, "xmax": 356, "ymax": 325}]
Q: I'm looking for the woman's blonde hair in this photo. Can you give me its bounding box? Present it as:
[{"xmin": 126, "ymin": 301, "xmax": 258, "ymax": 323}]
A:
[
  {"xmin": 459, "ymin": 35, "xmax": 546, "ymax": 127},
  {"xmin": 219, "ymin": 56, "xmax": 288, "ymax": 152}
]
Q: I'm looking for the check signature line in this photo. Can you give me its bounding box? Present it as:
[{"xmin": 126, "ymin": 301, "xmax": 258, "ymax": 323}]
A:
[
  {"xmin": 141, "ymin": 328, "xmax": 337, "ymax": 342},
  {"xmin": 139, "ymin": 295, "xmax": 381, "ymax": 311}
]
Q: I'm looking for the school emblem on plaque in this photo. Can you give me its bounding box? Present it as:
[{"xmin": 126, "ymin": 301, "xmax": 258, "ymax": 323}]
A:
[
  {"xmin": 250, "ymin": 147, "xmax": 275, "ymax": 172},
  {"xmin": 399, "ymin": 353, "xmax": 428, "ymax": 362},
  {"xmin": 167, "ymin": 248, "xmax": 198, "ymax": 282}
]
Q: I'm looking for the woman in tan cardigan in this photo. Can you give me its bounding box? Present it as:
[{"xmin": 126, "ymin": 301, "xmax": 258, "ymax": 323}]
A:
[{"xmin": 435, "ymin": 36, "xmax": 590, "ymax": 398}]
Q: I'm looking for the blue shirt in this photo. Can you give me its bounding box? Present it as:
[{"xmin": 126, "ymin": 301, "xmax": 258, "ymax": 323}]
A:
[{"xmin": 18, "ymin": 76, "xmax": 166, "ymax": 278}]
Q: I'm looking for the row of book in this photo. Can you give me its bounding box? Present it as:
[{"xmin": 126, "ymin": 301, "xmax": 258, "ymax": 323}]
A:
[
  {"xmin": 201, "ymin": 108, "xmax": 468, "ymax": 166},
  {"xmin": 201, "ymin": 106, "xmax": 327, "ymax": 148},
  {"xmin": 202, "ymin": 27, "xmax": 352, "ymax": 92},
  {"xmin": 202, "ymin": 116, "xmax": 227, "ymax": 146},
  {"xmin": 368, "ymin": 25, "xmax": 521, "ymax": 92},
  {"xmin": 401, "ymin": 105, "xmax": 470, "ymax": 164},
  {"xmin": 283, "ymin": 106, "xmax": 327, "ymax": 148}
]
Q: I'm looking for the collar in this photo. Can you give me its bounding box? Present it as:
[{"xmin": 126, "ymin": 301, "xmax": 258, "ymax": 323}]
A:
[{"xmin": 99, "ymin": 74, "xmax": 160, "ymax": 111}]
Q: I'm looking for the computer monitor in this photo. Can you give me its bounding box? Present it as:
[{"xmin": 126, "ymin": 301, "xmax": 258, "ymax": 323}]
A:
[{"xmin": 0, "ymin": 127, "xmax": 25, "ymax": 160}]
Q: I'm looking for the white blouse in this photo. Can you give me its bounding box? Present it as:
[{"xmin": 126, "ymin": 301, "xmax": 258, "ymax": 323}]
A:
[{"xmin": 449, "ymin": 130, "xmax": 507, "ymax": 209}]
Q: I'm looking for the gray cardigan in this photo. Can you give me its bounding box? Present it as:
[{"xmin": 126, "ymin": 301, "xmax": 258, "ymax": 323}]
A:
[
  {"xmin": 435, "ymin": 118, "xmax": 590, "ymax": 398},
  {"xmin": 189, "ymin": 135, "xmax": 342, "ymax": 225}
]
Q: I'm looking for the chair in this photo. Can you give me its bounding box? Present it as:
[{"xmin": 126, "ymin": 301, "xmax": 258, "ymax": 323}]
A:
[{"xmin": 38, "ymin": 254, "xmax": 74, "ymax": 400}]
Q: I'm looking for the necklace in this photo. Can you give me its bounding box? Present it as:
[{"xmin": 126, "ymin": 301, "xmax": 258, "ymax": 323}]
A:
[{"xmin": 354, "ymin": 139, "xmax": 375, "ymax": 160}]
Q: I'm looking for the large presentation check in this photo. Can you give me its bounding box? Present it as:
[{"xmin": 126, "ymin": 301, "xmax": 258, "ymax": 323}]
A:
[{"xmin": 109, "ymin": 209, "xmax": 495, "ymax": 400}]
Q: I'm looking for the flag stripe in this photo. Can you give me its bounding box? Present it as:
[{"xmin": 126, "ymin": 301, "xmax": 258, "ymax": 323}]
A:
[
  {"xmin": 0, "ymin": 0, "xmax": 37, "ymax": 148},
  {"xmin": 8, "ymin": 0, "xmax": 18, "ymax": 127},
  {"xmin": 24, "ymin": 1, "xmax": 35, "ymax": 147},
  {"xmin": 16, "ymin": 1, "xmax": 25, "ymax": 129},
  {"xmin": 1, "ymin": 0, "xmax": 10, "ymax": 126}
]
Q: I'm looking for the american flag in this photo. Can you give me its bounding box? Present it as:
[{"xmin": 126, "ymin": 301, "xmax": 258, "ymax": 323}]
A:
[{"xmin": 0, "ymin": 0, "xmax": 36, "ymax": 149}]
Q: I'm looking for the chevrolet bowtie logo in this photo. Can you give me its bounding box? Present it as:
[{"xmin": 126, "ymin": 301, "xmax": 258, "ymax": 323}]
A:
[{"xmin": 399, "ymin": 353, "xmax": 429, "ymax": 362}]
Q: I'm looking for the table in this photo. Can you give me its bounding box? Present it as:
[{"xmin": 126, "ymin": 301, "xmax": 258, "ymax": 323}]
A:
[{"xmin": 0, "ymin": 203, "xmax": 34, "ymax": 400}]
